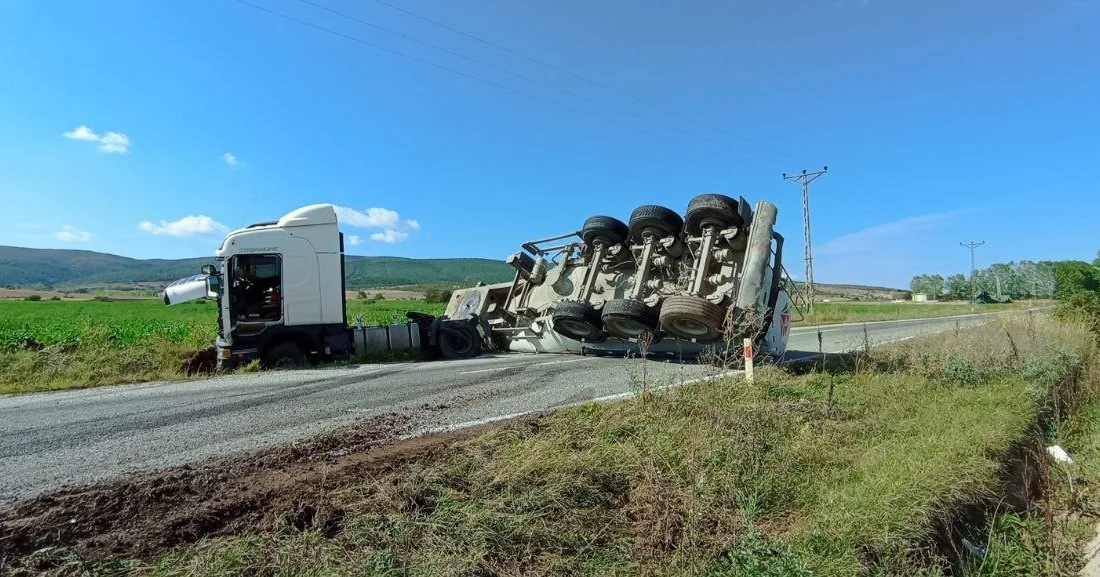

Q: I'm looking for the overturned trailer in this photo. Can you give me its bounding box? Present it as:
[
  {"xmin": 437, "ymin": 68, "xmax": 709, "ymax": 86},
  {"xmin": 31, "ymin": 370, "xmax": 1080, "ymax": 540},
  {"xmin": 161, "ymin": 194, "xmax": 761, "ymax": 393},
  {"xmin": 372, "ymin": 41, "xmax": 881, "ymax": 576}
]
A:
[
  {"xmin": 446, "ymin": 194, "xmax": 792, "ymax": 359},
  {"xmin": 166, "ymin": 195, "xmax": 791, "ymax": 369}
]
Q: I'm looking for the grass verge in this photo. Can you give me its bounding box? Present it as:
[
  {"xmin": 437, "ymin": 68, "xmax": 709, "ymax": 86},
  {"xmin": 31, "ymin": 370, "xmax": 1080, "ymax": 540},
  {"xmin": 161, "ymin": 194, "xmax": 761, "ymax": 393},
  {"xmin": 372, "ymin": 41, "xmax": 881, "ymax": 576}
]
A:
[
  {"xmin": 35, "ymin": 314, "xmax": 1093, "ymax": 577},
  {"xmin": 796, "ymin": 300, "xmax": 1047, "ymax": 327}
]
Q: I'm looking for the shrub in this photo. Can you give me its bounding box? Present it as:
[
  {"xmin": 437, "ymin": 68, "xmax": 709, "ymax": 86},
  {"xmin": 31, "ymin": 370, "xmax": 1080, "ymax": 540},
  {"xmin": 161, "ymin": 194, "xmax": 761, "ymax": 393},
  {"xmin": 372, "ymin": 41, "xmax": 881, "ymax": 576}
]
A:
[
  {"xmin": 374, "ymin": 292, "xmax": 385, "ymax": 300},
  {"xmin": 423, "ymin": 288, "xmax": 453, "ymax": 303},
  {"xmin": 1053, "ymin": 261, "xmax": 1100, "ymax": 300},
  {"xmin": 1056, "ymin": 291, "xmax": 1100, "ymax": 342},
  {"xmin": 23, "ymin": 295, "xmax": 41, "ymax": 302}
]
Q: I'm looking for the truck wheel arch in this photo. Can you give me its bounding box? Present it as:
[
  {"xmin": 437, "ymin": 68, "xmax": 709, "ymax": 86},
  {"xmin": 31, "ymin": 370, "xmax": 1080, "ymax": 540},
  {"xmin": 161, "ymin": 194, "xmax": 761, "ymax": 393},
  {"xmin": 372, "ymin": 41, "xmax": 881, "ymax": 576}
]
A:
[{"xmin": 260, "ymin": 332, "xmax": 316, "ymax": 369}]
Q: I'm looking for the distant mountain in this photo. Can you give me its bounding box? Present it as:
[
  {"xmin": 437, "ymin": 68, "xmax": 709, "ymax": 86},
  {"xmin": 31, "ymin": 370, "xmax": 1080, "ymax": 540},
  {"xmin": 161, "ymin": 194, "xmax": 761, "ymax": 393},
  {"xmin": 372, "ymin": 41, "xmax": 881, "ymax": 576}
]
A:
[{"xmin": 0, "ymin": 246, "xmax": 514, "ymax": 289}]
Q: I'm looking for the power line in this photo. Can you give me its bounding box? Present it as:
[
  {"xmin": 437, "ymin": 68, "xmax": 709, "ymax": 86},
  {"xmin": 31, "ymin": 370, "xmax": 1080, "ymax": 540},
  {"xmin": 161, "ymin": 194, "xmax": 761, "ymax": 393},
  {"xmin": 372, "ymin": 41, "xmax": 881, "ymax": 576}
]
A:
[
  {"xmin": 364, "ymin": 0, "xmax": 803, "ymax": 165},
  {"xmin": 782, "ymin": 166, "xmax": 827, "ymax": 315},
  {"xmin": 294, "ymin": 0, "xmax": 782, "ymax": 167},
  {"xmin": 231, "ymin": 0, "xmax": 771, "ymax": 168},
  {"xmin": 960, "ymin": 241, "xmax": 985, "ymax": 309}
]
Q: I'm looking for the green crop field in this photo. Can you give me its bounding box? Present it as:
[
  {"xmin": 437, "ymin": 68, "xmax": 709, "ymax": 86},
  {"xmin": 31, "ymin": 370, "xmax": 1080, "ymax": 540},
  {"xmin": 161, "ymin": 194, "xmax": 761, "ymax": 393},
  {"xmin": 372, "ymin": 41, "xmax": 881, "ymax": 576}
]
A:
[
  {"xmin": 0, "ymin": 299, "xmax": 445, "ymax": 394},
  {"xmin": 794, "ymin": 300, "xmax": 1046, "ymax": 326}
]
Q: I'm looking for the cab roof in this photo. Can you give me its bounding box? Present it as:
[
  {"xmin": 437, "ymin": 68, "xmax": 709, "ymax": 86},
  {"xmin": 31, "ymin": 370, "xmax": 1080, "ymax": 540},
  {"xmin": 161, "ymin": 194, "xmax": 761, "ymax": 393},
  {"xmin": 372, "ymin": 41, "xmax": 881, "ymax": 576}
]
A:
[{"xmin": 275, "ymin": 204, "xmax": 338, "ymax": 227}]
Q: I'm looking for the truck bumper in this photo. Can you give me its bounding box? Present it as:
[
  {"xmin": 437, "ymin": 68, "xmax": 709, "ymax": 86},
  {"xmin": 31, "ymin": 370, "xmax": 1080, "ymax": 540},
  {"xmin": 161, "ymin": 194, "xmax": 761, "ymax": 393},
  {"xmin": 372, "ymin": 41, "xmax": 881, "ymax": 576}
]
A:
[{"xmin": 215, "ymin": 340, "xmax": 259, "ymax": 371}]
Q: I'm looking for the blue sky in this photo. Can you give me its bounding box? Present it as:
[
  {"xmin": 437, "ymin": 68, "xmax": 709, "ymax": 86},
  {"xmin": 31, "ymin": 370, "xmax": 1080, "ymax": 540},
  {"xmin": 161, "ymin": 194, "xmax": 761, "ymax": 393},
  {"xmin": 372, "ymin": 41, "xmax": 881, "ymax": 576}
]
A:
[{"xmin": 1, "ymin": 0, "xmax": 1097, "ymax": 288}]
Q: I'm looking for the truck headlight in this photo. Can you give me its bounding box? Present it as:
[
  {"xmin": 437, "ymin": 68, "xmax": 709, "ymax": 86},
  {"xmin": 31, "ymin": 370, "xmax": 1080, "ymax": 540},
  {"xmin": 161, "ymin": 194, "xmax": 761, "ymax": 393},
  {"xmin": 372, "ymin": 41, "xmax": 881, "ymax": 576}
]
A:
[{"xmin": 218, "ymin": 348, "xmax": 231, "ymax": 359}]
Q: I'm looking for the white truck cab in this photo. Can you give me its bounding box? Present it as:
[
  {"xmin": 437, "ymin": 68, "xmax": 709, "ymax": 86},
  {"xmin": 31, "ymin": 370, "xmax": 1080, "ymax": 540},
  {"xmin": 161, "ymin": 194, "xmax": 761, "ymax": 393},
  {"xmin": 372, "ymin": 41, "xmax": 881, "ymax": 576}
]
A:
[{"xmin": 207, "ymin": 204, "xmax": 352, "ymax": 369}]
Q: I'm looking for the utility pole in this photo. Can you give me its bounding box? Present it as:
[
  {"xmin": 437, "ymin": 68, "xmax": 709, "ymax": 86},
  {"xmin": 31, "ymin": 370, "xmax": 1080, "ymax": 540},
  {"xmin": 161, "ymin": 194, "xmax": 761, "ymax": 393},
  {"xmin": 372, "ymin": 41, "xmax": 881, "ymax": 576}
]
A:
[
  {"xmin": 783, "ymin": 166, "xmax": 827, "ymax": 314},
  {"xmin": 960, "ymin": 241, "xmax": 985, "ymax": 311}
]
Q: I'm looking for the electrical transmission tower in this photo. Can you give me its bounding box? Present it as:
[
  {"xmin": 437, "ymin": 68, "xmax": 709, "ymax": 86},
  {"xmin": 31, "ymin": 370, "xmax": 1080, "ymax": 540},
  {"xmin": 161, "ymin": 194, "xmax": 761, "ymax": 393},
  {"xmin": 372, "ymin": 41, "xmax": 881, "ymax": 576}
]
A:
[
  {"xmin": 960, "ymin": 241, "xmax": 985, "ymax": 309},
  {"xmin": 782, "ymin": 167, "xmax": 828, "ymax": 314}
]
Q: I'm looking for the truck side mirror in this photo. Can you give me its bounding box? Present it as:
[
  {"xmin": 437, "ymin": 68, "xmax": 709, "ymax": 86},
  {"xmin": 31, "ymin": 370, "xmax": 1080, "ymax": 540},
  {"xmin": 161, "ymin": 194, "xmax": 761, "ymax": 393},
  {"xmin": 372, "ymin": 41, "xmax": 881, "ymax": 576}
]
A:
[
  {"xmin": 201, "ymin": 264, "xmax": 217, "ymax": 276},
  {"xmin": 206, "ymin": 275, "xmax": 222, "ymax": 298}
]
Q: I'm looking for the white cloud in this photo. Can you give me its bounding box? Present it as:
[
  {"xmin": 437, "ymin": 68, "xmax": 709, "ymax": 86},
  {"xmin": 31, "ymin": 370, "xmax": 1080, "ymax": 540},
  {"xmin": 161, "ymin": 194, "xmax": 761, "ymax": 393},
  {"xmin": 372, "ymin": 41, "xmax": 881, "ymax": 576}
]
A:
[
  {"xmin": 222, "ymin": 152, "xmax": 238, "ymax": 167},
  {"xmin": 62, "ymin": 125, "xmax": 100, "ymax": 141},
  {"xmin": 138, "ymin": 215, "xmax": 229, "ymax": 237},
  {"xmin": 97, "ymin": 132, "xmax": 130, "ymax": 154},
  {"xmin": 334, "ymin": 206, "xmax": 401, "ymax": 228},
  {"xmin": 55, "ymin": 225, "xmax": 91, "ymax": 242},
  {"xmin": 62, "ymin": 125, "xmax": 130, "ymax": 154},
  {"xmin": 334, "ymin": 205, "xmax": 420, "ymax": 244},
  {"xmin": 370, "ymin": 229, "xmax": 409, "ymax": 244},
  {"xmin": 347, "ymin": 234, "xmax": 361, "ymax": 246}
]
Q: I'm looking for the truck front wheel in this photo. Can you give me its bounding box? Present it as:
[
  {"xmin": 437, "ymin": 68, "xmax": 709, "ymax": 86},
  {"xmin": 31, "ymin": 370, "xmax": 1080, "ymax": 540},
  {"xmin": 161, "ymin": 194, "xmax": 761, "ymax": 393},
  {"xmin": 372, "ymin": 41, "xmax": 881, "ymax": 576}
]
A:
[{"xmin": 263, "ymin": 342, "xmax": 307, "ymax": 370}]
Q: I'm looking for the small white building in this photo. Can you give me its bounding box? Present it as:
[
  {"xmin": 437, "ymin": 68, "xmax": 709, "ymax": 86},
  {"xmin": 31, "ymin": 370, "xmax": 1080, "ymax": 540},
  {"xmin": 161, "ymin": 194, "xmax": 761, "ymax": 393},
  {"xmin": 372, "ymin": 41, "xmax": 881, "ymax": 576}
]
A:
[{"xmin": 912, "ymin": 293, "xmax": 928, "ymax": 302}]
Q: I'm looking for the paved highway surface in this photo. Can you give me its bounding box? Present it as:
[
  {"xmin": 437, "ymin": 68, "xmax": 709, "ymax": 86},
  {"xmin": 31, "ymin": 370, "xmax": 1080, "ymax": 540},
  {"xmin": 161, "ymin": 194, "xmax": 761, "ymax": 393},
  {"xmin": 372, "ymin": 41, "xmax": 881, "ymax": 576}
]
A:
[{"xmin": 0, "ymin": 313, "xmax": 1000, "ymax": 505}]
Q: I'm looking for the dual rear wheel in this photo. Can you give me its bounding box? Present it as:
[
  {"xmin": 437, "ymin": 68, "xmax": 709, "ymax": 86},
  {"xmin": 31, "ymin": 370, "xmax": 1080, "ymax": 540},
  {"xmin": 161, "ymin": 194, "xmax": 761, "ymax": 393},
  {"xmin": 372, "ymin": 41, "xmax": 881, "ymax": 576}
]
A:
[
  {"xmin": 552, "ymin": 296, "xmax": 729, "ymax": 343},
  {"xmin": 550, "ymin": 298, "xmax": 662, "ymax": 343},
  {"xmin": 656, "ymin": 194, "xmax": 741, "ymax": 342},
  {"xmin": 658, "ymin": 295, "xmax": 728, "ymax": 342},
  {"xmin": 551, "ymin": 198, "xmax": 737, "ymax": 344}
]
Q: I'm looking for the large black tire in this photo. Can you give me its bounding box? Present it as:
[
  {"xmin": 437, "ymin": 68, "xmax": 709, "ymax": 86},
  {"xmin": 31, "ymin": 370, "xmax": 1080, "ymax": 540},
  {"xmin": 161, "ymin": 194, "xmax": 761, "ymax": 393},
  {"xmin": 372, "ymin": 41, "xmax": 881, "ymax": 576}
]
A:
[
  {"xmin": 580, "ymin": 215, "xmax": 628, "ymax": 247},
  {"xmin": 601, "ymin": 298, "xmax": 660, "ymax": 341},
  {"xmin": 263, "ymin": 342, "xmax": 307, "ymax": 370},
  {"xmin": 659, "ymin": 295, "xmax": 728, "ymax": 342},
  {"xmin": 628, "ymin": 205, "xmax": 683, "ymax": 244},
  {"xmin": 438, "ymin": 321, "xmax": 482, "ymax": 360},
  {"xmin": 684, "ymin": 193, "xmax": 742, "ymax": 236},
  {"xmin": 551, "ymin": 300, "xmax": 606, "ymax": 343}
]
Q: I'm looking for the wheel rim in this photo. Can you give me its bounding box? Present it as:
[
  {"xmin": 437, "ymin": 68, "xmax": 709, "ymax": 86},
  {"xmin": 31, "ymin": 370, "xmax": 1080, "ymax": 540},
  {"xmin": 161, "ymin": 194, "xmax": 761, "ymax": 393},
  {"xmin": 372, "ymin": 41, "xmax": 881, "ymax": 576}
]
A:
[
  {"xmin": 273, "ymin": 356, "xmax": 297, "ymax": 369},
  {"xmin": 670, "ymin": 317, "xmax": 713, "ymax": 337},
  {"xmin": 556, "ymin": 318, "xmax": 598, "ymax": 339},
  {"xmin": 605, "ymin": 316, "xmax": 648, "ymax": 338}
]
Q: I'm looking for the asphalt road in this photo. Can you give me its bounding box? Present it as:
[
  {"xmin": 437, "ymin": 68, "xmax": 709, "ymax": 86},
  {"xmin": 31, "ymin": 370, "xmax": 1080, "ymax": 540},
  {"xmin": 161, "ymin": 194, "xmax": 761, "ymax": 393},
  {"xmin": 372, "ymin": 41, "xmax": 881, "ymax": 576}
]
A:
[{"xmin": 0, "ymin": 312, "xmax": 1000, "ymax": 505}]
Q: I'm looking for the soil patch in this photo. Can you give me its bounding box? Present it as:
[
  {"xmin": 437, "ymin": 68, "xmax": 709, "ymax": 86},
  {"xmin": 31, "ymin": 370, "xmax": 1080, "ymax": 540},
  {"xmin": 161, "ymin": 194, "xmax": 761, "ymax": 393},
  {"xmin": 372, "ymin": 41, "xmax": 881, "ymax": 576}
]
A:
[
  {"xmin": 180, "ymin": 346, "xmax": 217, "ymax": 376},
  {"xmin": 0, "ymin": 411, "xmax": 503, "ymax": 570}
]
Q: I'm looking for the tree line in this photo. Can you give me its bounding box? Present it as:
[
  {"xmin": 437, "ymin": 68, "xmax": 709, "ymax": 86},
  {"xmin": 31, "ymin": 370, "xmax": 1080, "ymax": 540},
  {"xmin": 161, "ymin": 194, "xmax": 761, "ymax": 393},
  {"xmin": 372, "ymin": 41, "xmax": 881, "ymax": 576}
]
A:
[{"xmin": 910, "ymin": 251, "xmax": 1100, "ymax": 301}]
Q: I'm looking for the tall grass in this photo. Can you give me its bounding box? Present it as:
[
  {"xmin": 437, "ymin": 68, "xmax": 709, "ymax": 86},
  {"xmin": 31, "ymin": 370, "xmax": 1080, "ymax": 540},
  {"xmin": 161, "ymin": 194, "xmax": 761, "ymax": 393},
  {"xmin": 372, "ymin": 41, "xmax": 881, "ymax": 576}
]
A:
[{"xmin": 125, "ymin": 315, "xmax": 1097, "ymax": 577}]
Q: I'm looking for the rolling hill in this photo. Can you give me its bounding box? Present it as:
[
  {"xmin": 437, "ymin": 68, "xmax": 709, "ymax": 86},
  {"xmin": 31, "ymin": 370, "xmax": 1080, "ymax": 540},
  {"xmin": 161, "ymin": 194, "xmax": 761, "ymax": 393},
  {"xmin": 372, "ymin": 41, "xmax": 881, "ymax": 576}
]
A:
[
  {"xmin": 0, "ymin": 246, "xmax": 515, "ymax": 290},
  {"xmin": 0, "ymin": 246, "xmax": 908, "ymax": 298}
]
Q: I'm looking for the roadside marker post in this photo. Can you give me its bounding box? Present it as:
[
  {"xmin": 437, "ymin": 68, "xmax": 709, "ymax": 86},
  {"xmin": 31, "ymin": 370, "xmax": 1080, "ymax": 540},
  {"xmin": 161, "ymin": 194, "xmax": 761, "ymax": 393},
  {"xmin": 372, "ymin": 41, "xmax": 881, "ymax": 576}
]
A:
[
  {"xmin": 744, "ymin": 338, "xmax": 754, "ymax": 383},
  {"xmin": 817, "ymin": 329, "xmax": 824, "ymax": 371}
]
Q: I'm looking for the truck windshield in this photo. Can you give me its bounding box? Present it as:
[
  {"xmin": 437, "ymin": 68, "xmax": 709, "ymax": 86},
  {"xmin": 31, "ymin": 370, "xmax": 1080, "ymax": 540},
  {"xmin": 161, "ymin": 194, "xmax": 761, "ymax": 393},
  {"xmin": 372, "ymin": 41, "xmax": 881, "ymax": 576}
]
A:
[{"xmin": 228, "ymin": 254, "xmax": 283, "ymax": 324}]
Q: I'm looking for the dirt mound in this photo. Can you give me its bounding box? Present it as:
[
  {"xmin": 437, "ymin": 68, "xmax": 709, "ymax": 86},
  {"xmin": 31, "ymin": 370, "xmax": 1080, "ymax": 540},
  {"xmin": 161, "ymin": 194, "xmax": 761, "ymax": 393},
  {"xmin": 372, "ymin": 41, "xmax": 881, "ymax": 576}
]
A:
[
  {"xmin": 180, "ymin": 346, "xmax": 217, "ymax": 376},
  {"xmin": 0, "ymin": 412, "xmax": 487, "ymax": 570}
]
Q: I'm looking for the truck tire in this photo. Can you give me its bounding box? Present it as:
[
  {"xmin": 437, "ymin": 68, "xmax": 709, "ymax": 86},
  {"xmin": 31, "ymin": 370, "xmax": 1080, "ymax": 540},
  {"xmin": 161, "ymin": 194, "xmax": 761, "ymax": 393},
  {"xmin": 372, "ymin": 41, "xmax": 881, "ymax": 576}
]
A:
[
  {"xmin": 551, "ymin": 300, "xmax": 606, "ymax": 343},
  {"xmin": 263, "ymin": 342, "xmax": 307, "ymax": 370},
  {"xmin": 438, "ymin": 321, "xmax": 482, "ymax": 360},
  {"xmin": 628, "ymin": 205, "xmax": 683, "ymax": 243},
  {"xmin": 684, "ymin": 194, "xmax": 742, "ymax": 236},
  {"xmin": 580, "ymin": 215, "xmax": 628, "ymax": 247},
  {"xmin": 659, "ymin": 295, "xmax": 728, "ymax": 342},
  {"xmin": 601, "ymin": 298, "xmax": 660, "ymax": 341}
]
